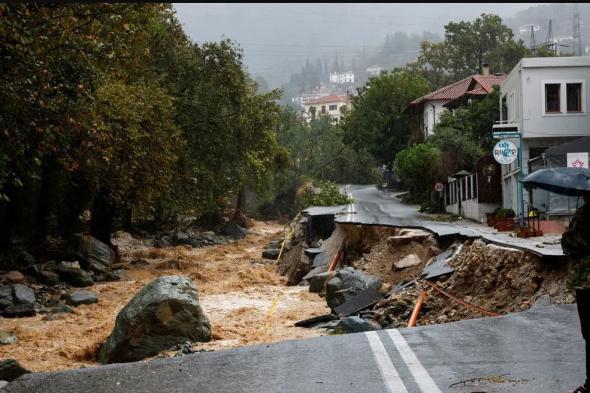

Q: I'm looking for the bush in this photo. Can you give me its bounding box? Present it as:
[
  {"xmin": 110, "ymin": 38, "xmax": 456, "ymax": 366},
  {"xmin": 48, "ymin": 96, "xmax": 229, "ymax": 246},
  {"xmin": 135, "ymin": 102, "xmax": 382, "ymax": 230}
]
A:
[
  {"xmin": 496, "ymin": 208, "xmax": 515, "ymax": 218},
  {"xmin": 393, "ymin": 143, "xmax": 442, "ymax": 202},
  {"xmin": 296, "ymin": 181, "xmax": 352, "ymax": 209}
]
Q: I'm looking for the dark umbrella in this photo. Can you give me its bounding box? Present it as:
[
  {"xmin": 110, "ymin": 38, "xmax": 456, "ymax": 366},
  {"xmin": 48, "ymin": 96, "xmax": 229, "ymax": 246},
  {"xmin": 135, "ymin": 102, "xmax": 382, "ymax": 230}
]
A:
[{"xmin": 520, "ymin": 167, "xmax": 590, "ymax": 196}]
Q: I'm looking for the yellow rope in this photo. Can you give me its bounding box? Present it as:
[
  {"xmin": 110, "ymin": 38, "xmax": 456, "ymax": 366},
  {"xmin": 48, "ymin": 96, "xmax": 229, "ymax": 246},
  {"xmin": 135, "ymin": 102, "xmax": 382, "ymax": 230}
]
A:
[{"xmin": 262, "ymin": 294, "xmax": 282, "ymax": 336}]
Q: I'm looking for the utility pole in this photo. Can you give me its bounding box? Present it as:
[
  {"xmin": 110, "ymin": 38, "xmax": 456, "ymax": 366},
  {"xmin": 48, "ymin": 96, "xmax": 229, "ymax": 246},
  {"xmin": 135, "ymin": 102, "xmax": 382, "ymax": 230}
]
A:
[{"xmin": 574, "ymin": 4, "xmax": 582, "ymax": 56}]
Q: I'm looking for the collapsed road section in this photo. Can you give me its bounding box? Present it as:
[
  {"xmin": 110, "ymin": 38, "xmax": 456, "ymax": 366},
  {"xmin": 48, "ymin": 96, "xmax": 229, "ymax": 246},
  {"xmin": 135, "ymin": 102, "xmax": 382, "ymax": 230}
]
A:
[{"xmin": 277, "ymin": 206, "xmax": 574, "ymax": 334}]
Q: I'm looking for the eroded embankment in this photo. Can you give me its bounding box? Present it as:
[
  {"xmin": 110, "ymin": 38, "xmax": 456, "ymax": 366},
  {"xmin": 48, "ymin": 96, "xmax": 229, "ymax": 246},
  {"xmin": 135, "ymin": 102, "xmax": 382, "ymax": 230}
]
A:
[{"xmin": 282, "ymin": 218, "xmax": 573, "ymax": 330}]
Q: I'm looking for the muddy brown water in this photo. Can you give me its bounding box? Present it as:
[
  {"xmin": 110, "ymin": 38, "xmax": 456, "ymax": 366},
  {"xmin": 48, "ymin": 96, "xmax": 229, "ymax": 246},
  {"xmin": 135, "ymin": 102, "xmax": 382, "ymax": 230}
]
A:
[{"xmin": 0, "ymin": 221, "xmax": 330, "ymax": 372}]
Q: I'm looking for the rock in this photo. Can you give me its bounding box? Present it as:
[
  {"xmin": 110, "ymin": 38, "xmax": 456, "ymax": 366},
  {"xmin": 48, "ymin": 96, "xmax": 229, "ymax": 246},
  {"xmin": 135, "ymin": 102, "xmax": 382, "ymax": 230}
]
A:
[
  {"xmin": 2, "ymin": 304, "xmax": 35, "ymax": 318},
  {"xmin": 0, "ymin": 331, "xmax": 16, "ymax": 345},
  {"xmin": 67, "ymin": 290, "xmax": 98, "ymax": 306},
  {"xmin": 98, "ymin": 275, "xmax": 211, "ymax": 364},
  {"xmin": 334, "ymin": 316, "xmax": 382, "ymax": 334},
  {"xmin": 262, "ymin": 248, "xmax": 281, "ymax": 260},
  {"xmin": 393, "ymin": 254, "xmax": 422, "ymax": 270},
  {"xmin": 220, "ymin": 222, "xmax": 247, "ymax": 240},
  {"xmin": 154, "ymin": 235, "xmax": 174, "ymax": 248},
  {"xmin": 106, "ymin": 269, "xmax": 125, "ymax": 282},
  {"xmin": 325, "ymin": 267, "xmax": 382, "ymax": 311},
  {"xmin": 5, "ymin": 271, "xmax": 24, "ymax": 284},
  {"xmin": 12, "ymin": 284, "xmax": 35, "ymax": 305},
  {"xmin": 55, "ymin": 262, "xmax": 94, "ymax": 287},
  {"xmin": 0, "ymin": 359, "xmax": 30, "ymax": 382},
  {"xmin": 308, "ymin": 271, "xmax": 333, "ymax": 294},
  {"xmin": 66, "ymin": 234, "xmax": 115, "ymax": 273},
  {"xmin": 386, "ymin": 229, "xmax": 431, "ymax": 248},
  {"xmin": 39, "ymin": 270, "xmax": 60, "ymax": 285},
  {"xmin": 267, "ymin": 240, "xmax": 282, "ymax": 249},
  {"xmin": 0, "ymin": 286, "xmax": 13, "ymax": 309}
]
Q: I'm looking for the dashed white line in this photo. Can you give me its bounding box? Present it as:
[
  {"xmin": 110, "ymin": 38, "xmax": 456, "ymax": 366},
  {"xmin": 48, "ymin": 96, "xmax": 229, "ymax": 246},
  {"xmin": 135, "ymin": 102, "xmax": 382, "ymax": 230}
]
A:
[
  {"xmin": 365, "ymin": 331, "xmax": 409, "ymax": 393},
  {"xmin": 387, "ymin": 330, "xmax": 442, "ymax": 393}
]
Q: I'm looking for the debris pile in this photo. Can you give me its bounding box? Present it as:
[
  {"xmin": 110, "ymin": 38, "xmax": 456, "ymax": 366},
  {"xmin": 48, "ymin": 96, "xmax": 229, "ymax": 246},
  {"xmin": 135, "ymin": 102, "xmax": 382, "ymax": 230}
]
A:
[{"xmin": 283, "ymin": 219, "xmax": 574, "ymax": 334}]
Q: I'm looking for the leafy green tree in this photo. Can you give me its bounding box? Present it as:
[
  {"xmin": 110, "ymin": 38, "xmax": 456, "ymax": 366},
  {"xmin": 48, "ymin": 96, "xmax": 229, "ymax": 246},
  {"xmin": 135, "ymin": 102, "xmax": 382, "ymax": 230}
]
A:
[
  {"xmin": 394, "ymin": 143, "xmax": 442, "ymax": 200},
  {"xmin": 412, "ymin": 13, "xmax": 530, "ymax": 87},
  {"xmin": 341, "ymin": 69, "xmax": 430, "ymax": 166}
]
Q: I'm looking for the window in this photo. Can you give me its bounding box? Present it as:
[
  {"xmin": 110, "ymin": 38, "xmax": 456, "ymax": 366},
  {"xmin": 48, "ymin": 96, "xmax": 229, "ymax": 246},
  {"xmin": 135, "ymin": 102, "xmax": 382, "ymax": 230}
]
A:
[
  {"xmin": 545, "ymin": 83, "xmax": 560, "ymax": 112},
  {"xmin": 321, "ymin": 105, "xmax": 326, "ymax": 114},
  {"xmin": 567, "ymin": 83, "xmax": 582, "ymax": 112},
  {"xmin": 328, "ymin": 104, "xmax": 337, "ymax": 111}
]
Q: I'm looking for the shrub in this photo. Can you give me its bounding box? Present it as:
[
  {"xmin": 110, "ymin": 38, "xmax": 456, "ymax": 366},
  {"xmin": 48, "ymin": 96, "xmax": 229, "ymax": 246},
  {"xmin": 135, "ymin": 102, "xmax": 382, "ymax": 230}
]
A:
[{"xmin": 296, "ymin": 181, "xmax": 352, "ymax": 209}]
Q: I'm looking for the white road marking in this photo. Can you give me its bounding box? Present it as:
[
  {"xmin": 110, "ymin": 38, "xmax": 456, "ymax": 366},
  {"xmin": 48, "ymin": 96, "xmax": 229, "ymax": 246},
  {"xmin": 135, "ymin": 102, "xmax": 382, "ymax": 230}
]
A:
[
  {"xmin": 387, "ymin": 330, "xmax": 442, "ymax": 393},
  {"xmin": 365, "ymin": 331, "xmax": 409, "ymax": 393}
]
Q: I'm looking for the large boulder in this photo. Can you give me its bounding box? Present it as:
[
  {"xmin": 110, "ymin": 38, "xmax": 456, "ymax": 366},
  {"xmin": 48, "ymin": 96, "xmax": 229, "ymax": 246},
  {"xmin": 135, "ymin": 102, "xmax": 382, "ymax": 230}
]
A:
[
  {"xmin": 325, "ymin": 267, "xmax": 382, "ymax": 311},
  {"xmin": 66, "ymin": 234, "xmax": 115, "ymax": 273},
  {"xmin": 0, "ymin": 359, "xmax": 30, "ymax": 382},
  {"xmin": 98, "ymin": 275, "xmax": 211, "ymax": 364},
  {"xmin": 220, "ymin": 222, "xmax": 247, "ymax": 240},
  {"xmin": 55, "ymin": 262, "xmax": 93, "ymax": 287},
  {"xmin": 0, "ymin": 284, "xmax": 36, "ymax": 318}
]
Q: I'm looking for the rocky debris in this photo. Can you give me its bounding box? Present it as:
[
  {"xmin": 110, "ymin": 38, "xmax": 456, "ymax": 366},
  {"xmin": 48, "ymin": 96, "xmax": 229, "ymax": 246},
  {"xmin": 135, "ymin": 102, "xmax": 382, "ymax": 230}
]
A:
[
  {"xmin": 334, "ymin": 316, "xmax": 382, "ymax": 334},
  {"xmin": 154, "ymin": 230, "xmax": 227, "ymax": 249},
  {"xmin": 325, "ymin": 267, "xmax": 382, "ymax": 311},
  {"xmin": 0, "ymin": 331, "xmax": 16, "ymax": 345},
  {"xmin": 262, "ymin": 248, "xmax": 280, "ymax": 260},
  {"xmin": 0, "ymin": 359, "xmax": 30, "ymax": 382},
  {"xmin": 5, "ymin": 271, "xmax": 24, "ymax": 284},
  {"xmin": 66, "ymin": 233, "xmax": 115, "ymax": 274},
  {"xmin": 106, "ymin": 269, "xmax": 125, "ymax": 281},
  {"xmin": 98, "ymin": 275, "xmax": 211, "ymax": 364},
  {"xmin": 54, "ymin": 261, "xmax": 93, "ymax": 287},
  {"xmin": 67, "ymin": 290, "xmax": 98, "ymax": 306},
  {"xmin": 393, "ymin": 254, "xmax": 422, "ymax": 270},
  {"xmin": 219, "ymin": 221, "xmax": 247, "ymax": 240},
  {"xmin": 38, "ymin": 270, "xmax": 60, "ymax": 285},
  {"xmin": 0, "ymin": 284, "xmax": 36, "ymax": 318}
]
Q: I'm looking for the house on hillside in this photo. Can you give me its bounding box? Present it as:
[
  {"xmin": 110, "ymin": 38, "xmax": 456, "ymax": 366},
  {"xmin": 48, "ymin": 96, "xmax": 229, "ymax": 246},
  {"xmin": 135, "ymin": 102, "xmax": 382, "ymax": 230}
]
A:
[
  {"xmin": 408, "ymin": 65, "xmax": 506, "ymax": 139},
  {"xmin": 302, "ymin": 94, "xmax": 351, "ymax": 123},
  {"xmin": 495, "ymin": 56, "xmax": 590, "ymax": 227}
]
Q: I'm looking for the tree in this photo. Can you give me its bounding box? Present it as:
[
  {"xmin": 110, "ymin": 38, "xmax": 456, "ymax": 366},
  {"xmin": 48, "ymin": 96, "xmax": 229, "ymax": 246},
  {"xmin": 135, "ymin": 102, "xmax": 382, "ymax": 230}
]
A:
[
  {"xmin": 394, "ymin": 143, "xmax": 442, "ymax": 200},
  {"xmin": 412, "ymin": 13, "xmax": 531, "ymax": 87},
  {"xmin": 341, "ymin": 68, "xmax": 430, "ymax": 166}
]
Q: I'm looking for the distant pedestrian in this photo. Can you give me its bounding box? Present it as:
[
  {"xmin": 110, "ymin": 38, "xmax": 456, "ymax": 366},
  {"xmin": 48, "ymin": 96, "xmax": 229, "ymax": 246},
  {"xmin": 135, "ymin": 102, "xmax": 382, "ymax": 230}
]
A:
[{"xmin": 562, "ymin": 191, "xmax": 590, "ymax": 393}]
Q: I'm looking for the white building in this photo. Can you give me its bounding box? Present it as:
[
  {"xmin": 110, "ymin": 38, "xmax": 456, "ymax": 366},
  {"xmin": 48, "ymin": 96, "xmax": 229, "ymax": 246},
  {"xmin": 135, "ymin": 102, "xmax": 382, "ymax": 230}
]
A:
[
  {"xmin": 497, "ymin": 56, "xmax": 590, "ymax": 217},
  {"xmin": 302, "ymin": 94, "xmax": 351, "ymax": 123},
  {"xmin": 329, "ymin": 71, "xmax": 354, "ymax": 84}
]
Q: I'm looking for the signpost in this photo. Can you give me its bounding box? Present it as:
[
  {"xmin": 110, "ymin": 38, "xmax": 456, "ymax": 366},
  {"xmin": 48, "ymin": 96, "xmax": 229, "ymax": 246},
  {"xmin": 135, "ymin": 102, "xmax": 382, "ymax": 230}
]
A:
[
  {"xmin": 434, "ymin": 182, "xmax": 444, "ymax": 212},
  {"xmin": 492, "ymin": 130, "xmax": 524, "ymax": 226}
]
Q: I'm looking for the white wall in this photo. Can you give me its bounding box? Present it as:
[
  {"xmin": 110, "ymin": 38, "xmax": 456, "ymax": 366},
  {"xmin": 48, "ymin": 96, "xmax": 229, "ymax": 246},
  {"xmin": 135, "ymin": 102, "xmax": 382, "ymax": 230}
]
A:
[{"xmin": 422, "ymin": 100, "xmax": 449, "ymax": 136}]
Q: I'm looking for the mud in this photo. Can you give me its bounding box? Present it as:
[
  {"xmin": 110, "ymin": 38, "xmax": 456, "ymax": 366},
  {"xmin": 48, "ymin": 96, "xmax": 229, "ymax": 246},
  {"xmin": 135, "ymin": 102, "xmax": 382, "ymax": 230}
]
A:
[{"xmin": 0, "ymin": 221, "xmax": 330, "ymax": 372}]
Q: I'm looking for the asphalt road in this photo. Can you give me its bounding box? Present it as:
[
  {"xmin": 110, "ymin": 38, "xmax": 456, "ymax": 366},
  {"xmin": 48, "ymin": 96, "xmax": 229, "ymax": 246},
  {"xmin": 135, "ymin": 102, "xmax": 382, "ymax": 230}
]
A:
[
  {"xmin": 333, "ymin": 185, "xmax": 564, "ymax": 257},
  {"xmin": 6, "ymin": 303, "xmax": 584, "ymax": 393}
]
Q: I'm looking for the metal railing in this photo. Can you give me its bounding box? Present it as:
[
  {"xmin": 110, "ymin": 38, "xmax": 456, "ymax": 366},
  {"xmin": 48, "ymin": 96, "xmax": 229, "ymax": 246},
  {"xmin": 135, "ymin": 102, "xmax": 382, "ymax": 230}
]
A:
[{"xmin": 523, "ymin": 200, "xmax": 543, "ymax": 236}]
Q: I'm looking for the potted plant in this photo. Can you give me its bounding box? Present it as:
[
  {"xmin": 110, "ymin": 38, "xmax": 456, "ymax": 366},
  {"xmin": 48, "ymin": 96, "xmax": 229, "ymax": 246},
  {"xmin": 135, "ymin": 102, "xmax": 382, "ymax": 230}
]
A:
[
  {"xmin": 485, "ymin": 207, "xmax": 500, "ymax": 227},
  {"xmin": 494, "ymin": 208, "xmax": 516, "ymax": 232}
]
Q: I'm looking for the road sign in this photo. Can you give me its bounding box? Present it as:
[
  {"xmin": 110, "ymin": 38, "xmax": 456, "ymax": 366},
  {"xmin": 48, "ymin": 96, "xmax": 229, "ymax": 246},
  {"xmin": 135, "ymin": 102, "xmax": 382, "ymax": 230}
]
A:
[
  {"xmin": 434, "ymin": 182, "xmax": 444, "ymax": 192},
  {"xmin": 493, "ymin": 140, "xmax": 518, "ymax": 165}
]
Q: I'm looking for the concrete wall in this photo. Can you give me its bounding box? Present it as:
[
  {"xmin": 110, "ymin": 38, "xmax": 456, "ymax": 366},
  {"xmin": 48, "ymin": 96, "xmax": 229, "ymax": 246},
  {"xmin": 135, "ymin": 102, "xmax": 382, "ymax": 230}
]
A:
[{"xmin": 447, "ymin": 199, "xmax": 499, "ymax": 222}]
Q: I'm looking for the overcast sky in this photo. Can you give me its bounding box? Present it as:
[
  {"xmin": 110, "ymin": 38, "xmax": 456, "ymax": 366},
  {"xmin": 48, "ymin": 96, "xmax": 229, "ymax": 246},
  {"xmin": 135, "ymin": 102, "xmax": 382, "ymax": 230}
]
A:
[{"xmin": 173, "ymin": 3, "xmax": 545, "ymax": 86}]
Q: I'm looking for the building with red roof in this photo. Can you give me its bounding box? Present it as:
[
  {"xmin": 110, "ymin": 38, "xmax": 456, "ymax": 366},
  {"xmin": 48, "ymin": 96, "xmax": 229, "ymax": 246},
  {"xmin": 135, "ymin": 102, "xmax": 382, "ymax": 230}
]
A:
[
  {"xmin": 408, "ymin": 65, "xmax": 506, "ymax": 139},
  {"xmin": 302, "ymin": 94, "xmax": 351, "ymax": 123}
]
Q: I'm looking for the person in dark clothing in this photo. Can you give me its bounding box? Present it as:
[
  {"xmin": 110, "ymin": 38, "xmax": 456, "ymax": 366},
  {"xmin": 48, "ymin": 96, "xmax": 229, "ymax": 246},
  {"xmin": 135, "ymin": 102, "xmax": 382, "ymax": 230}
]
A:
[{"xmin": 562, "ymin": 192, "xmax": 590, "ymax": 393}]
